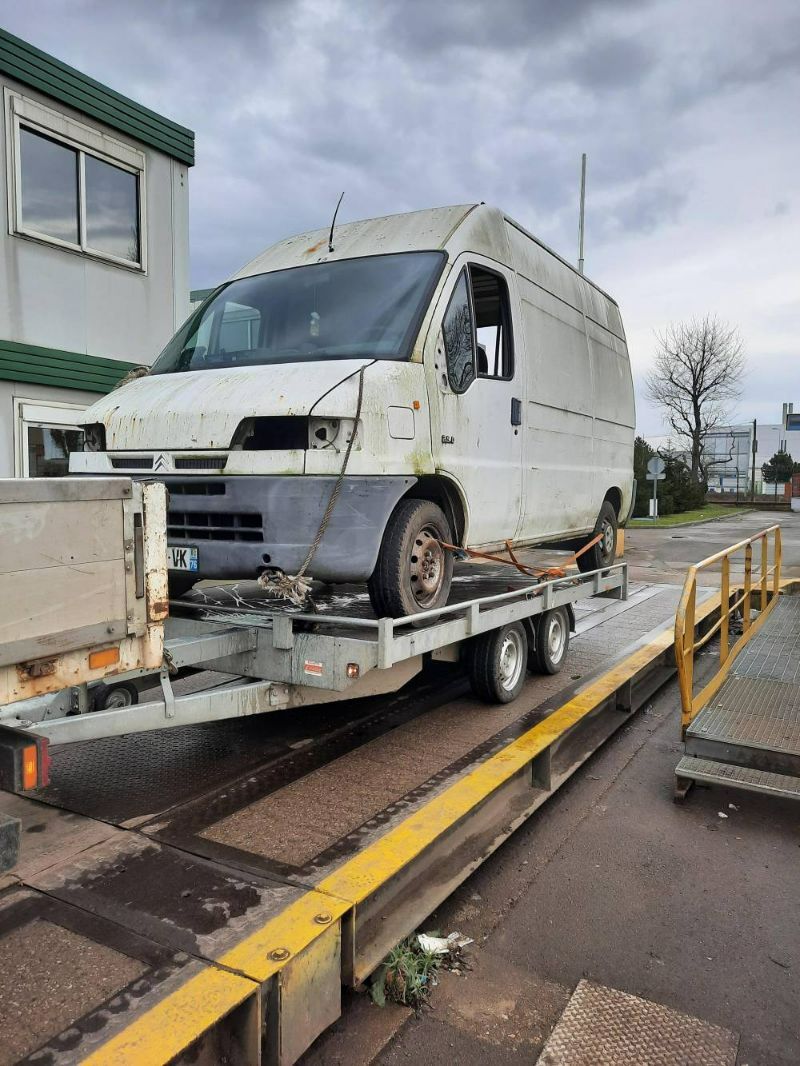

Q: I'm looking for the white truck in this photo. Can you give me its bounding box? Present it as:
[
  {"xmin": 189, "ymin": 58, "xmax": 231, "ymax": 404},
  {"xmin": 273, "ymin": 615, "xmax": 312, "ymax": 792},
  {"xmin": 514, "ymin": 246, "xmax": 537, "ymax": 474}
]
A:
[{"xmin": 71, "ymin": 204, "xmax": 635, "ymax": 617}]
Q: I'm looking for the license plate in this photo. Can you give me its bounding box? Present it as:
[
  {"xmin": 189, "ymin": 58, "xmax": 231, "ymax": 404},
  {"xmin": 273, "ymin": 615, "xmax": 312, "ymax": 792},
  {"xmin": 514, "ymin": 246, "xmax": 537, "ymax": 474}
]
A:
[{"xmin": 168, "ymin": 545, "xmax": 198, "ymax": 571}]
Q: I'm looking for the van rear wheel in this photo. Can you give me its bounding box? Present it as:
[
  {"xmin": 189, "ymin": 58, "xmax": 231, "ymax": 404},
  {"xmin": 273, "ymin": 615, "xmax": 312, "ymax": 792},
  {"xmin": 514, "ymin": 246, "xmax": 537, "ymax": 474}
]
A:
[
  {"xmin": 368, "ymin": 499, "xmax": 453, "ymax": 620},
  {"xmin": 576, "ymin": 500, "xmax": 618, "ymax": 574}
]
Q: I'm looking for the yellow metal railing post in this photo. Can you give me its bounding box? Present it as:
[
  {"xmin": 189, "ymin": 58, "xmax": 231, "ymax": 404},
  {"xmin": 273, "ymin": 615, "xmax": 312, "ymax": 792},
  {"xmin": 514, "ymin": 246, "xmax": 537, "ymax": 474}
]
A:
[
  {"xmin": 760, "ymin": 535, "xmax": 768, "ymax": 611},
  {"xmin": 681, "ymin": 576, "xmax": 696, "ymax": 735},
  {"xmin": 743, "ymin": 543, "xmax": 752, "ymax": 630},
  {"xmin": 720, "ymin": 555, "xmax": 730, "ymax": 665},
  {"xmin": 775, "ymin": 527, "xmax": 782, "ymax": 595}
]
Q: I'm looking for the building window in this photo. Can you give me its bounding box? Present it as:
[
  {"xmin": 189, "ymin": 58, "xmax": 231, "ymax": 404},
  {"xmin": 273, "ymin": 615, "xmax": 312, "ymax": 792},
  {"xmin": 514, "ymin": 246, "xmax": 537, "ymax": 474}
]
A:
[
  {"xmin": 14, "ymin": 399, "xmax": 86, "ymax": 477},
  {"xmin": 7, "ymin": 91, "xmax": 145, "ymax": 270}
]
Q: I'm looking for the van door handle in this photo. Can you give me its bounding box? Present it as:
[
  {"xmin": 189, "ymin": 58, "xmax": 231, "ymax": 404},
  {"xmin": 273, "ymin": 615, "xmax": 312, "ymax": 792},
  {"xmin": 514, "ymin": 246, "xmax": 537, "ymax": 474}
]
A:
[{"xmin": 510, "ymin": 397, "xmax": 522, "ymax": 426}]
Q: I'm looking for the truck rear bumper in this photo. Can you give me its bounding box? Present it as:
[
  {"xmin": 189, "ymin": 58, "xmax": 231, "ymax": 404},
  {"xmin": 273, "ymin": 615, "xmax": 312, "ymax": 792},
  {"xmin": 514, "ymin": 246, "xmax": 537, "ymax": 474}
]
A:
[{"xmin": 162, "ymin": 474, "xmax": 416, "ymax": 583}]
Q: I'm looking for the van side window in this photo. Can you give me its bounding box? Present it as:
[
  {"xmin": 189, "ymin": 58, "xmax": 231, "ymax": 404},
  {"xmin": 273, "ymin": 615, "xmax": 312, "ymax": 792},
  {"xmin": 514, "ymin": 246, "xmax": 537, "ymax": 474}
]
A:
[
  {"xmin": 442, "ymin": 270, "xmax": 476, "ymax": 393},
  {"xmin": 469, "ymin": 266, "xmax": 513, "ymax": 379}
]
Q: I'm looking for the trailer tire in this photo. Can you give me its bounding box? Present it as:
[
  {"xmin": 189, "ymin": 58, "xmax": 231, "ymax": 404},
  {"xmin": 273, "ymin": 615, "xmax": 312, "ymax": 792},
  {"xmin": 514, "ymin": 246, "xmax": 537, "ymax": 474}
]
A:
[
  {"xmin": 468, "ymin": 621, "xmax": 528, "ymax": 704},
  {"xmin": 91, "ymin": 681, "xmax": 139, "ymax": 711},
  {"xmin": 531, "ymin": 607, "xmax": 570, "ymax": 674},
  {"xmin": 577, "ymin": 500, "xmax": 617, "ymax": 573},
  {"xmin": 368, "ymin": 499, "xmax": 453, "ymax": 620}
]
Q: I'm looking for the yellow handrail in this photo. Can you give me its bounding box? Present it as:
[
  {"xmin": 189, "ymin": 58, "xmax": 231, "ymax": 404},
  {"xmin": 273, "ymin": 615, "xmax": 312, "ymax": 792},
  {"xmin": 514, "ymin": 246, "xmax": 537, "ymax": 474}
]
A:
[{"xmin": 674, "ymin": 525, "xmax": 782, "ymax": 735}]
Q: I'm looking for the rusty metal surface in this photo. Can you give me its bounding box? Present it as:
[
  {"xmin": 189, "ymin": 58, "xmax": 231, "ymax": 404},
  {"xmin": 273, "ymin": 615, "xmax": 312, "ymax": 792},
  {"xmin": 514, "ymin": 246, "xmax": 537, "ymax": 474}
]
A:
[{"xmin": 536, "ymin": 980, "xmax": 737, "ymax": 1066}]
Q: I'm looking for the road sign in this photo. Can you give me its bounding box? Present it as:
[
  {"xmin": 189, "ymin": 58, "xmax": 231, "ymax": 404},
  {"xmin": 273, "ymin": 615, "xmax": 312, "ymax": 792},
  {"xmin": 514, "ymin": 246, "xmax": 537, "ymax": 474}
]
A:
[
  {"xmin": 647, "ymin": 457, "xmax": 665, "ymax": 476},
  {"xmin": 646, "ymin": 472, "xmax": 666, "ymax": 481}
]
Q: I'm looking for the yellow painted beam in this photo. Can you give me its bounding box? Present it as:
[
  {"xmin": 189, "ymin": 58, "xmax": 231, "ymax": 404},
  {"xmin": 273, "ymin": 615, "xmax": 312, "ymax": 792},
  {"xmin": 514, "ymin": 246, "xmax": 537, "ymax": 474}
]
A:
[{"xmin": 81, "ymin": 966, "xmax": 257, "ymax": 1066}]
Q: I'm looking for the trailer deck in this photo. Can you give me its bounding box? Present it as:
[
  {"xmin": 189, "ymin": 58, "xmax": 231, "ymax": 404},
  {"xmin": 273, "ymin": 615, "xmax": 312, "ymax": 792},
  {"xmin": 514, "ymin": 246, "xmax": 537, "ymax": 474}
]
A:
[{"xmin": 0, "ymin": 575, "xmax": 728, "ymax": 1065}]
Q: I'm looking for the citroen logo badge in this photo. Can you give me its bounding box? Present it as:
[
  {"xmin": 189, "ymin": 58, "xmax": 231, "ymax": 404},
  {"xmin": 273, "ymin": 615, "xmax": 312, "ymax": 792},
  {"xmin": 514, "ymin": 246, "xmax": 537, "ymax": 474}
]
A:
[{"xmin": 153, "ymin": 453, "xmax": 168, "ymax": 471}]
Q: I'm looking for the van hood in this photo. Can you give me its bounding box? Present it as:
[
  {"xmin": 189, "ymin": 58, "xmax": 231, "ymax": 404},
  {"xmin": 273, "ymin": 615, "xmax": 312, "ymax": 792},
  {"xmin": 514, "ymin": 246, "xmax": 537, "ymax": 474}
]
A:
[{"xmin": 83, "ymin": 359, "xmax": 373, "ymax": 450}]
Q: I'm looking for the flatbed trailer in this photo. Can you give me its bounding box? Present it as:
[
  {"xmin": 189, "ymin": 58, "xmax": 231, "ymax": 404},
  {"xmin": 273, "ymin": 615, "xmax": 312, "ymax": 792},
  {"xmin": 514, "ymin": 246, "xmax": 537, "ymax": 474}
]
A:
[{"xmin": 1, "ymin": 558, "xmax": 627, "ymax": 747}]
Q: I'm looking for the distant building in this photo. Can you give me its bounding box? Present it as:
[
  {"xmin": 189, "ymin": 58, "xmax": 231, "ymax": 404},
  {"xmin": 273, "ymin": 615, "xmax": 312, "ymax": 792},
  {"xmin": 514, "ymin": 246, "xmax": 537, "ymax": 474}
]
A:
[
  {"xmin": 705, "ymin": 403, "xmax": 798, "ymax": 494},
  {"xmin": 0, "ymin": 28, "xmax": 194, "ymax": 477}
]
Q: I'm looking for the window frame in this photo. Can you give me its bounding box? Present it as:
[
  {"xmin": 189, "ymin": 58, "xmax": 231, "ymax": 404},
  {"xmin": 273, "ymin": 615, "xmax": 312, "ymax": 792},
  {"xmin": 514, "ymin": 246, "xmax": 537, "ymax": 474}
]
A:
[
  {"xmin": 469, "ymin": 262, "xmax": 515, "ymax": 383},
  {"xmin": 5, "ymin": 90, "xmax": 147, "ymax": 272},
  {"xmin": 13, "ymin": 397, "xmax": 87, "ymax": 477}
]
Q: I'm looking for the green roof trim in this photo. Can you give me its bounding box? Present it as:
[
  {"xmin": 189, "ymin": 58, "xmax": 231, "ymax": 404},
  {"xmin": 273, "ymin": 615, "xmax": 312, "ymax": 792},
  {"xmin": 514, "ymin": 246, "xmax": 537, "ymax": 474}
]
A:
[
  {"xmin": 0, "ymin": 339, "xmax": 138, "ymax": 393},
  {"xmin": 0, "ymin": 28, "xmax": 195, "ymax": 165},
  {"xmin": 190, "ymin": 287, "xmax": 215, "ymax": 303}
]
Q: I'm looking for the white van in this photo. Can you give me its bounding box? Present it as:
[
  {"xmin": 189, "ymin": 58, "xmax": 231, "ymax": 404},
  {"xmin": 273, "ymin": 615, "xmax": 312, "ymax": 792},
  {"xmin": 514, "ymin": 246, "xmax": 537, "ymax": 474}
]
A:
[{"xmin": 72, "ymin": 204, "xmax": 635, "ymax": 617}]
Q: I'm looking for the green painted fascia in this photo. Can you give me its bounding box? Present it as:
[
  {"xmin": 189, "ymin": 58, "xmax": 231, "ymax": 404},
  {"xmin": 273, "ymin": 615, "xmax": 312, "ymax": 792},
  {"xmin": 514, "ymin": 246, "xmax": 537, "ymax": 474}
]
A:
[
  {"xmin": 0, "ymin": 339, "xmax": 138, "ymax": 393},
  {"xmin": 0, "ymin": 28, "xmax": 195, "ymax": 166},
  {"xmin": 190, "ymin": 287, "xmax": 215, "ymax": 303}
]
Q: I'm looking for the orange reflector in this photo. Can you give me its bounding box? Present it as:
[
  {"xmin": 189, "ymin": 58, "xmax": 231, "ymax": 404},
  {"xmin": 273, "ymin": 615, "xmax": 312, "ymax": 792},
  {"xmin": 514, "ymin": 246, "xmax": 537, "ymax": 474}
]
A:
[
  {"xmin": 412, "ymin": 400, "xmax": 421, "ymax": 410},
  {"xmin": 346, "ymin": 663, "xmax": 360, "ymax": 679},
  {"xmin": 89, "ymin": 646, "xmax": 120, "ymax": 670},
  {"xmin": 22, "ymin": 744, "xmax": 38, "ymax": 790}
]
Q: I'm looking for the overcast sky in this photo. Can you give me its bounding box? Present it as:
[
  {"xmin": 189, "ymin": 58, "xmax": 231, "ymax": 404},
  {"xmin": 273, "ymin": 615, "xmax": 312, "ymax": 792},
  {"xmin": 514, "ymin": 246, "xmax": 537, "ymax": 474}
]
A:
[{"xmin": 2, "ymin": 0, "xmax": 798, "ymax": 436}]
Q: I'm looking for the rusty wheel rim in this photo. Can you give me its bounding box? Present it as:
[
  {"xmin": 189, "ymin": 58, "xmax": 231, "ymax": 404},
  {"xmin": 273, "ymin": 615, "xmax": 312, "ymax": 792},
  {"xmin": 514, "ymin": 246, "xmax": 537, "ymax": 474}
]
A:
[{"xmin": 409, "ymin": 525, "xmax": 445, "ymax": 606}]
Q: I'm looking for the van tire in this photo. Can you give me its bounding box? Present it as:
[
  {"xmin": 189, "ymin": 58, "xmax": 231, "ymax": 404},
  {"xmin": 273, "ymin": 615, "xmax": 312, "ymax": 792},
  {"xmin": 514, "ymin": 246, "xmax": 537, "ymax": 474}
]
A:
[
  {"xmin": 577, "ymin": 500, "xmax": 618, "ymax": 574},
  {"xmin": 368, "ymin": 499, "xmax": 453, "ymax": 620},
  {"xmin": 468, "ymin": 621, "xmax": 528, "ymax": 703},
  {"xmin": 168, "ymin": 573, "xmax": 197, "ymax": 598}
]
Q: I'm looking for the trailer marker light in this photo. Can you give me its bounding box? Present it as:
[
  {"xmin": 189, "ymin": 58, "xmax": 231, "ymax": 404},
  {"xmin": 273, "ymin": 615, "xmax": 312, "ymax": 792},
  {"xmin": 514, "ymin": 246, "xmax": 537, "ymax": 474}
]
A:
[
  {"xmin": 89, "ymin": 647, "xmax": 120, "ymax": 670},
  {"xmin": 22, "ymin": 745, "xmax": 38, "ymax": 790},
  {"xmin": 413, "ymin": 400, "xmax": 421, "ymax": 410},
  {"xmin": 346, "ymin": 663, "xmax": 360, "ymax": 679}
]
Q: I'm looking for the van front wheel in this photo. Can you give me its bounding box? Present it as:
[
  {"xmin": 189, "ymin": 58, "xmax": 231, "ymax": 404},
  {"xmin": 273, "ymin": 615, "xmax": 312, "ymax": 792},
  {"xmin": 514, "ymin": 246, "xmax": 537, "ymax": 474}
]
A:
[
  {"xmin": 576, "ymin": 500, "xmax": 618, "ymax": 573},
  {"xmin": 368, "ymin": 499, "xmax": 454, "ymax": 619}
]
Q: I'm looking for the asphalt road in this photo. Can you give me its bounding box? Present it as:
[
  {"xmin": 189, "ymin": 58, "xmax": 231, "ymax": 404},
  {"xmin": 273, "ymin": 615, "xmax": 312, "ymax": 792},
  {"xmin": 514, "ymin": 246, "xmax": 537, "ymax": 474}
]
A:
[{"xmin": 625, "ymin": 508, "xmax": 800, "ymax": 583}]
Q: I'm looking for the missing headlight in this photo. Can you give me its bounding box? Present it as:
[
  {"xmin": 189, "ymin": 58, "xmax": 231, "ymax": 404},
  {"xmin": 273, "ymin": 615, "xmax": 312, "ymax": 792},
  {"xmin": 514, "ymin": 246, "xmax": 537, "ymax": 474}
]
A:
[{"xmin": 82, "ymin": 423, "xmax": 106, "ymax": 452}]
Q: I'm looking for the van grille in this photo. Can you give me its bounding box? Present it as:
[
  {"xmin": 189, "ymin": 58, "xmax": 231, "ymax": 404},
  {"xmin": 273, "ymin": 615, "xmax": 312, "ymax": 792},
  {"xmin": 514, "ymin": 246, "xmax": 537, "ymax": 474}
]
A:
[
  {"xmin": 174, "ymin": 456, "xmax": 228, "ymax": 470},
  {"xmin": 167, "ymin": 482, "xmax": 225, "ymax": 496},
  {"xmin": 110, "ymin": 456, "xmax": 154, "ymax": 470},
  {"xmin": 168, "ymin": 511, "xmax": 264, "ymax": 542}
]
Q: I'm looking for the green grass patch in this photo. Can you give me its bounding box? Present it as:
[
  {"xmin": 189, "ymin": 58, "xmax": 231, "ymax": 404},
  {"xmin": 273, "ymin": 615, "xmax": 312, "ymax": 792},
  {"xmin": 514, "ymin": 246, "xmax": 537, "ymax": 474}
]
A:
[
  {"xmin": 370, "ymin": 937, "xmax": 444, "ymax": 1009},
  {"xmin": 630, "ymin": 504, "xmax": 752, "ymax": 528}
]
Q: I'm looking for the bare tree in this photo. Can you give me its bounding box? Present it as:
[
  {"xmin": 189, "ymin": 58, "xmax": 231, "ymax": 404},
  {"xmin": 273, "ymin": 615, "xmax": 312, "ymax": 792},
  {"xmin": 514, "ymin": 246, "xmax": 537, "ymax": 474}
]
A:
[{"xmin": 646, "ymin": 315, "xmax": 745, "ymax": 483}]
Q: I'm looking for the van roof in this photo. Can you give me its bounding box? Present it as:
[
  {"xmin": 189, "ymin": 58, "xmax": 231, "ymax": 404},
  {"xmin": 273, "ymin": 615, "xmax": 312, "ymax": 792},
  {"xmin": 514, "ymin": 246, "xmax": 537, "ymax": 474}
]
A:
[{"xmin": 234, "ymin": 203, "xmax": 618, "ymax": 307}]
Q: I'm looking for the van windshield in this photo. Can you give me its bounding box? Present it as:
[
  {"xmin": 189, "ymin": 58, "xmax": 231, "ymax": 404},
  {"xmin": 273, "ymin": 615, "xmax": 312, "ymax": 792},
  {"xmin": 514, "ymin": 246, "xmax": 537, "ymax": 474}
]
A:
[{"xmin": 151, "ymin": 251, "xmax": 446, "ymax": 374}]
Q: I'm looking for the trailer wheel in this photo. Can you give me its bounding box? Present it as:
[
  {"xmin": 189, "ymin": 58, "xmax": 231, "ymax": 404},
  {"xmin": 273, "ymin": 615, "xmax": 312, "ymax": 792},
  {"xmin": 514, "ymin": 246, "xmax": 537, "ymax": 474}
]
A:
[
  {"xmin": 468, "ymin": 622, "xmax": 528, "ymax": 704},
  {"xmin": 577, "ymin": 500, "xmax": 617, "ymax": 573},
  {"xmin": 531, "ymin": 607, "xmax": 570, "ymax": 674},
  {"xmin": 368, "ymin": 499, "xmax": 453, "ymax": 620},
  {"xmin": 92, "ymin": 681, "xmax": 139, "ymax": 711}
]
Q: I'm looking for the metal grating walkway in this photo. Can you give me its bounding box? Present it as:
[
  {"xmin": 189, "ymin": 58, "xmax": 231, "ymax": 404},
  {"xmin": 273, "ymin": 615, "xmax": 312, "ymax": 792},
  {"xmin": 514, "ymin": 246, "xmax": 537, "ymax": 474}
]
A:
[
  {"xmin": 681, "ymin": 594, "xmax": 800, "ymax": 797},
  {"xmin": 536, "ymin": 979, "xmax": 738, "ymax": 1065}
]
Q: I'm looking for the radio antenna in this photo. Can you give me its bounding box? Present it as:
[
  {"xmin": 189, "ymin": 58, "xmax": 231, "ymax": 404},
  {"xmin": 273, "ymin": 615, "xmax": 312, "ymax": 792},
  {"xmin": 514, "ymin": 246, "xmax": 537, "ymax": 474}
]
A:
[
  {"xmin": 577, "ymin": 153, "xmax": 587, "ymax": 274},
  {"xmin": 328, "ymin": 191, "xmax": 345, "ymax": 253}
]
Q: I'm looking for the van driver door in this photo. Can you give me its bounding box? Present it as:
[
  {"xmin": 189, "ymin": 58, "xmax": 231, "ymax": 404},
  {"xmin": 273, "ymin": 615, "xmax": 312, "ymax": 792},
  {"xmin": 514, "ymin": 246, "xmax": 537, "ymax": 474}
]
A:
[{"xmin": 425, "ymin": 258, "xmax": 523, "ymax": 548}]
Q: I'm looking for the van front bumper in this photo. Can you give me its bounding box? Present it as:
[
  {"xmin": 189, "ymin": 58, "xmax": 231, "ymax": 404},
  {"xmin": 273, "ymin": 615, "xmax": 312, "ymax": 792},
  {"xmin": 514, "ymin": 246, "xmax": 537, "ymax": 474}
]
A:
[{"xmin": 161, "ymin": 474, "xmax": 416, "ymax": 583}]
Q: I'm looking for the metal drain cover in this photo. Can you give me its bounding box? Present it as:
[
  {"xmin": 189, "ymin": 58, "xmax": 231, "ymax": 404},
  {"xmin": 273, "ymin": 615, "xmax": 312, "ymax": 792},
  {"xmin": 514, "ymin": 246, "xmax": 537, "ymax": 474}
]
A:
[{"xmin": 537, "ymin": 980, "xmax": 737, "ymax": 1066}]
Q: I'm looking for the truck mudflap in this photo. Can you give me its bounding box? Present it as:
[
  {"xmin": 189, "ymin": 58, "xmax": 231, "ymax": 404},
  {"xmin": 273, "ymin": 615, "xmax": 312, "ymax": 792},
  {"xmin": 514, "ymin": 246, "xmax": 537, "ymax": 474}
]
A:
[{"xmin": 0, "ymin": 477, "xmax": 167, "ymax": 706}]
